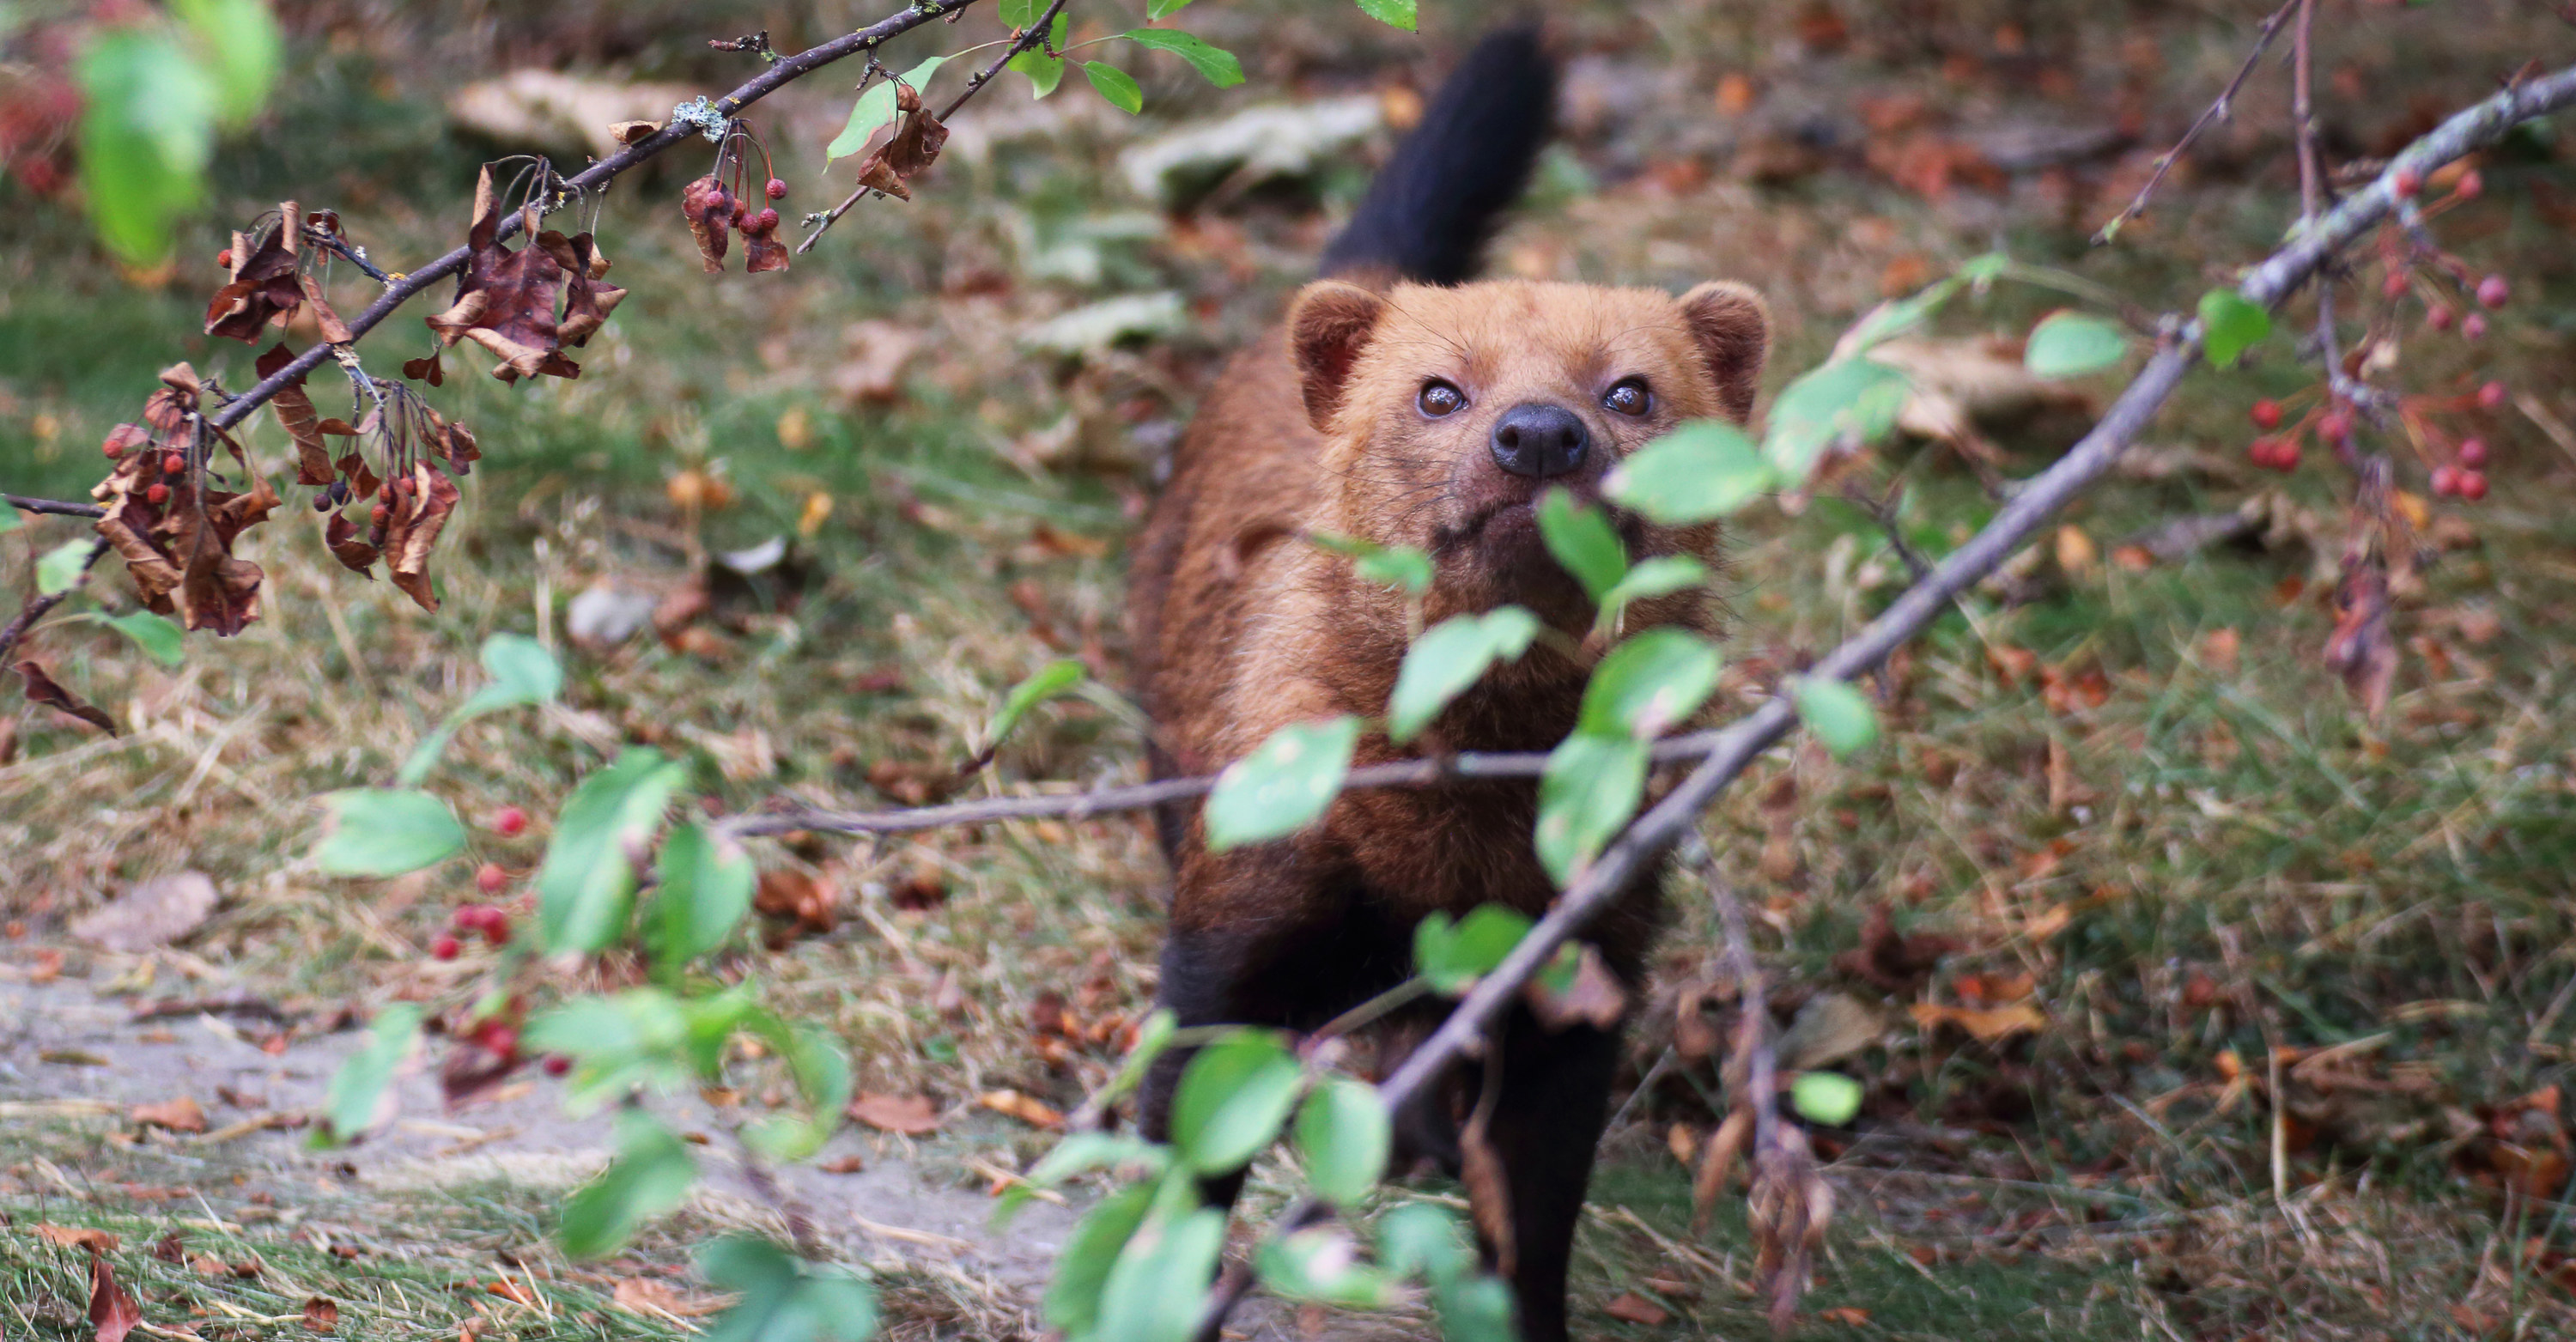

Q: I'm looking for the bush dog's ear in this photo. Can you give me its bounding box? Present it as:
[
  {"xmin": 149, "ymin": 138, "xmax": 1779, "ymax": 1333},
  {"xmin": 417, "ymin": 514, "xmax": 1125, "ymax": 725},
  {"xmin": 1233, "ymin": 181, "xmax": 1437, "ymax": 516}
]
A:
[
  {"xmin": 1287, "ymin": 281, "xmax": 1388, "ymax": 431},
  {"xmin": 1679, "ymin": 281, "xmax": 1770, "ymax": 423}
]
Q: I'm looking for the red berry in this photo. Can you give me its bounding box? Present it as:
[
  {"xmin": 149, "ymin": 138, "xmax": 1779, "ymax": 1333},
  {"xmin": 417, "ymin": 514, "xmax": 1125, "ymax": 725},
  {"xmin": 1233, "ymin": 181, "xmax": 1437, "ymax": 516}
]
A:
[
  {"xmin": 453, "ymin": 903, "xmax": 495, "ymax": 932},
  {"xmin": 483, "ymin": 914, "xmax": 511, "ymax": 946},
  {"xmin": 475, "ymin": 862, "xmax": 507, "ymax": 896},
  {"xmin": 162, "ymin": 452, "xmax": 185, "ymax": 475},
  {"xmin": 765, "ymin": 178, "xmax": 787, "ymax": 200},
  {"xmin": 2271, "ymin": 440, "xmax": 2300, "ymax": 471},
  {"xmin": 732, "ymin": 202, "xmax": 750, "ymax": 228},
  {"xmin": 2458, "ymin": 437, "xmax": 2488, "ymax": 468},
  {"xmin": 2250, "ymin": 399, "xmax": 2282, "ymax": 430},
  {"xmin": 2431, "ymin": 465, "xmax": 2461, "ymax": 496},
  {"xmin": 146, "ymin": 483, "xmax": 169, "ymax": 505},
  {"xmin": 216, "ymin": 248, "xmax": 233, "ymax": 269},
  {"xmin": 2318, "ymin": 411, "xmax": 2353, "ymax": 443},
  {"xmin": 103, "ymin": 439, "xmax": 123, "ymax": 458},
  {"xmin": 2453, "ymin": 169, "xmax": 2483, "ymax": 201},
  {"xmin": 2428, "ymin": 305, "xmax": 2455, "ymax": 332},
  {"xmin": 543, "ymin": 1054, "xmax": 571, "ymax": 1077},
  {"xmin": 755, "ymin": 208, "xmax": 780, "ymax": 231},
  {"xmin": 2463, "ymin": 313, "xmax": 2488, "ymax": 341},
  {"xmin": 2392, "ymin": 167, "xmax": 2422, "ymax": 197},
  {"xmin": 493, "ymin": 805, "xmax": 529, "ymax": 837},
  {"xmin": 2476, "ymin": 275, "xmax": 2509, "ymax": 309},
  {"xmin": 478, "ymin": 1023, "xmax": 519, "ymax": 1060},
  {"xmin": 2477, "ymin": 380, "xmax": 2507, "ymax": 410},
  {"xmin": 2248, "ymin": 437, "xmax": 2281, "ymax": 469},
  {"xmin": 431, "ymin": 932, "xmax": 461, "ymax": 961},
  {"xmin": 2381, "ymin": 270, "xmax": 2409, "ymax": 300},
  {"xmin": 369, "ymin": 502, "xmax": 391, "ymax": 525},
  {"xmin": 2458, "ymin": 470, "xmax": 2488, "ymax": 501}
]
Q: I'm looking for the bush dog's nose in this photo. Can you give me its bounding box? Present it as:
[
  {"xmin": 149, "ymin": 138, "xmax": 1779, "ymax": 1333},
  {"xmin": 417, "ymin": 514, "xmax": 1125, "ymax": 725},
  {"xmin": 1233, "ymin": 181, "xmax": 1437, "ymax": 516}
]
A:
[{"xmin": 1490, "ymin": 402, "xmax": 1590, "ymax": 478}]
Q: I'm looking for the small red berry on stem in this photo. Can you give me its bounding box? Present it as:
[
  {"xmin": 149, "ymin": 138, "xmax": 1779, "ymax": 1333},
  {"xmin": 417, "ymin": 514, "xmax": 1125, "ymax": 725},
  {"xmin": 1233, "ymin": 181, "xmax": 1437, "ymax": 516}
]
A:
[
  {"xmin": 2453, "ymin": 169, "xmax": 2483, "ymax": 201},
  {"xmin": 766, "ymin": 178, "xmax": 787, "ymax": 200},
  {"xmin": 2392, "ymin": 167, "xmax": 2421, "ymax": 197},
  {"xmin": 2477, "ymin": 380, "xmax": 2507, "ymax": 410},
  {"xmin": 2428, "ymin": 305, "xmax": 2455, "ymax": 332},
  {"xmin": 2318, "ymin": 410, "xmax": 2353, "ymax": 444},
  {"xmin": 146, "ymin": 483, "xmax": 169, "ymax": 505},
  {"xmin": 431, "ymin": 932, "xmax": 461, "ymax": 961},
  {"xmin": 2431, "ymin": 465, "xmax": 2460, "ymax": 496},
  {"xmin": 755, "ymin": 208, "xmax": 781, "ymax": 231},
  {"xmin": 2463, "ymin": 313, "xmax": 2488, "ymax": 341},
  {"xmin": 475, "ymin": 862, "xmax": 508, "ymax": 896},
  {"xmin": 2458, "ymin": 470, "xmax": 2488, "ymax": 501},
  {"xmin": 102, "ymin": 439, "xmax": 123, "ymax": 458},
  {"xmin": 493, "ymin": 805, "xmax": 529, "ymax": 837},
  {"xmin": 2250, "ymin": 399, "xmax": 2282, "ymax": 430},
  {"xmin": 2381, "ymin": 270, "xmax": 2409, "ymax": 300},
  {"xmin": 162, "ymin": 452, "xmax": 185, "ymax": 475},
  {"xmin": 478, "ymin": 1023, "xmax": 519, "ymax": 1060},
  {"xmin": 2272, "ymin": 440, "xmax": 2300, "ymax": 471},
  {"xmin": 2476, "ymin": 275, "xmax": 2509, "ymax": 309},
  {"xmin": 2458, "ymin": 437, "xmax": 2488, "ymax": 468},
  {"xmin": 216, "ymin": 248, "xmax": 233, "ymax": 269},
  {"xmin": 543, "ymin": 1054, "xmax": 571, "ymax": 1077},
  {"xmin": 369, "ymin": 502, "xmax": 391, "ymax": 525}
]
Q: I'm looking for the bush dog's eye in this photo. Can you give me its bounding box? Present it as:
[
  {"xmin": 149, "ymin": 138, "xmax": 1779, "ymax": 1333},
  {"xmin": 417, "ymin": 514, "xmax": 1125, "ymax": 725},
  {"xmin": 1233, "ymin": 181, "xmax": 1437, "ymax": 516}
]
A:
[
  {"xmin": 1418, "ymin": 380, "xmax": 1466, "ymax": 417},
  {"xmin": 1603, "ymin": 378, "xmax": 1650, "ymax": 416}
]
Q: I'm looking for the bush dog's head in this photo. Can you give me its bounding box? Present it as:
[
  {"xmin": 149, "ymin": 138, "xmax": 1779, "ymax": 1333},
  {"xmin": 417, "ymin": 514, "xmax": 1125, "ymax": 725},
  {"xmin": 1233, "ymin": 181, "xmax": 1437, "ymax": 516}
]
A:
[{"xmin": 1289, "ymin": 278, "xmax": 1766, "ymax": 630}]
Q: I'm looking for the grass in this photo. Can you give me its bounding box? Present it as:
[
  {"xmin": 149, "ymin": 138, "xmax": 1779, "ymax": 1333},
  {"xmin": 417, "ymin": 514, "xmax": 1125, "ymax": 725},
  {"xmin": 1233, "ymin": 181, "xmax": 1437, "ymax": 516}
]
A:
[{"xmin": 9, "ymin": 0, "xmax": 2576, "ymax": 1336}]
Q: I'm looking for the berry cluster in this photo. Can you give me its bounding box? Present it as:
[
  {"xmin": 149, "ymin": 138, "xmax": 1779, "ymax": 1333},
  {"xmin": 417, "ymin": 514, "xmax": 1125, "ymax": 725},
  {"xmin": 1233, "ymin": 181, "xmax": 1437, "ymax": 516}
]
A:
[{"xmin": 430, "ymin": 902, "xmax": 510, "ymax": 960}]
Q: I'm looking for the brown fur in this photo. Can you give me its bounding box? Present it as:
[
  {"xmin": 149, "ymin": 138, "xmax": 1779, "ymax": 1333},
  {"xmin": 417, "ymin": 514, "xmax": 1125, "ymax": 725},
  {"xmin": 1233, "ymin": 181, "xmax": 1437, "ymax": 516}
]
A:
[{"xmin": 1126, "ymin": 275, "xmax": 1766, "ymax": 1339}]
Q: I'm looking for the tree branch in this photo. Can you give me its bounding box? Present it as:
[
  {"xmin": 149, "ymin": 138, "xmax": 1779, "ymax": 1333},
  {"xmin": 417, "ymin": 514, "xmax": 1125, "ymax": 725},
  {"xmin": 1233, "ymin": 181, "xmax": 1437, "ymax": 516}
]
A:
[
  {"xmin": 7, "ymin": 495, "xmax": 106, "ymax": 520},
  {"xmin": 2095, "ymin": 0, "xmax": 2302, "ymax": 243},
  {"xmin": 0, "ymin": 537, "xmax": 110, "ymax": 668}
]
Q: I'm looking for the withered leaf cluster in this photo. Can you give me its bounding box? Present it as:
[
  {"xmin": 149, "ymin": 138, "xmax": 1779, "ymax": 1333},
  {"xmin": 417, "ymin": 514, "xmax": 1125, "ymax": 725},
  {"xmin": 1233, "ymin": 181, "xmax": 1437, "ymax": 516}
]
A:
[
  {"xmin": 204, "ymin": 203, "xmax": 307, "ymax": 342},
  {"xmin": 425, "ymin": 166, "xmax": 625, "ymax": 383},
  {"xmin": 851, "ymin": 79, "xmax": 950, "ymax": 203},
  {"xmin": 91, "ymin": 365, "xmax": 278, "ymax": 638},
  {"xmin": 2324, "ymin": 458, "xmax": 2408, "ymax": 720},
  {"xmin": 681, "ymin": 169, "xmax": 791, "ymax": 275},
  {"xmin": 256, "ymin": 343, "xmax": 477, "ymax": 610}
]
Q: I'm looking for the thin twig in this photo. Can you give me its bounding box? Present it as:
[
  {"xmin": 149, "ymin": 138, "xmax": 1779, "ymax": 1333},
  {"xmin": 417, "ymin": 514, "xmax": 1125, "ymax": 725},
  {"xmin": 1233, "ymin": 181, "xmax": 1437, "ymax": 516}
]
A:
[
  {"xmin": 0, "ymin": 537, "xmax": 110, "ymax": 667},
  {"xmin": 2095, "ymin": 0, "xmax": 2302, "ymax": 243},
  {"xmin": 6, "ymin": 495, "xmax": 106, "ymax": 520},
  {"xmin": 797, "ymin": 0, "xmax": 1071, "ymax": 254}
]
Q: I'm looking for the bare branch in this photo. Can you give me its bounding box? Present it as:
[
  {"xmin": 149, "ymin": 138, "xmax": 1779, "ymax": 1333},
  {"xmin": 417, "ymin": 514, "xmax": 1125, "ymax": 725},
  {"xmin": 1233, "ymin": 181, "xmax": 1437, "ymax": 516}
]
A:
[
  {"xmin": 0, "ymin": 537, "xmax": 109, "ymax": 668},
  {"xmin": 2095, "ymin": 0, "xmax": 2302, "ymax": 243},
  {"xmin": 7, "ymin": 495, "xmax": 106, "ymax": 520}
]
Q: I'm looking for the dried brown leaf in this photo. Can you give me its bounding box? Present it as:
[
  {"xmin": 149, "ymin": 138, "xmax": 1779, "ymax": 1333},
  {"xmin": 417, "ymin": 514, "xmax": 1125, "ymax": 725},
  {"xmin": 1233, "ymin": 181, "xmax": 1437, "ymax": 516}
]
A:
[
  {"xmin": 382, "ymin": 462, "xmax": 459, "ymax": 613},
  {"xmin": 89, "ymin": 1252, "xmax": 142, "ymax": 1342},
  {"xmin": 1604, "ymin": 1293, "xmax": 1670, "ymax": 1327},
  {"xmin": 977, "ymin": 1089, "xmax": 1064, "ymax": 1129},
  {"xmin": 204, "ymin": 204, "xmax": 303, "ymax": 342},
  {"xmin": 256, "ymin": 344, "xmax": 337, "ymax": 486},
  {"xmin": 297, "ymin": 273, "xmax": 353, "ymax": 343},
  {"xmin": 846, "ymin": 1092, "xmax": 940, "ymax": 1135},
  {"xmin": 132, "ymin": 1096, "xmax": 207, "ymax": 1133},
  {"xmin": 18, "ymin": 661, "xmax": 117, "ymax": 735},
  {"xmin": 1691, "ymin": 1107, "xmax": 1752, "ymax": 1231},
  {"xmin": 71, "ymin": 872, "xmax": 219, "ymax": 953},
  {"xmin": 680, "ymin": 176, "xmax": 735, "ymax": 272},
  {"xmin": 38, "ymin": 1225, "xmax": 120, "ymax": 1253},
  {"xmin": 1523, "ymin": 944, "xmax": 1630, "ymax": 1031},
  {"xmin": 1460, "ymin": 1106, "xmax": 1514, "ymax": 1278},
  {"xmin": 301, "ymin": 1297, "xmax": 338, "ymax": 1333}
]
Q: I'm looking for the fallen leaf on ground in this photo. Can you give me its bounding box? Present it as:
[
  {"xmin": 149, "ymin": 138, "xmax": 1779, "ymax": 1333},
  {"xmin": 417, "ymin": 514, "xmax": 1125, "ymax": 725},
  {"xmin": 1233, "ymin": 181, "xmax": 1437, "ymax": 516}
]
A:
[
  {"xmin": 1909, "ymin": 1001, "xmax": 2046, "ymax": 1043},
  {"xmin": 89, "ymin": 1254, "xmax": 142, "ymax": 1342},
  {"xmin": 485, "ymin": 1280, "xmax": 538, "ymax": 1307},
  {"xmin": 847, "ymin": 1092, "xmax": 940, "ymax": 1134},
  {"xmin": 38, "ymin": 1225, "xmax": 120, "ymax": 1253},
  {"xmin": 131, "ymin": 1096, "xmax": 207, "ymax": 1133},
  {"xmin": 1833, "ymin": 905, "xmax": 1959, "ymax": 993},
  {"xmin": 611, "ymin": 1278, "xmax": 729, "ymax": 1318},
  {"xmin": 1605, "ymin": 1292, "xmax": 1670, "ymax": 1326},
  {"xmin": 977, "ymin": 1090, "xmax": 1064, "ymax": 1129},
  {"xmin": 72, "ymin": 872, "xmax": 219, "ymax": 953},
  {"xmin": 1524, "ymin": 944, "xmax": 1630, "ymax": 1031},
  {"xmin": 301, "ymin": 1297, "xmax": 338, "ymax": 1333},
  {"xmin": 1819, "ymin": 1306, "xmax": 1871, "ymax": 1325}
]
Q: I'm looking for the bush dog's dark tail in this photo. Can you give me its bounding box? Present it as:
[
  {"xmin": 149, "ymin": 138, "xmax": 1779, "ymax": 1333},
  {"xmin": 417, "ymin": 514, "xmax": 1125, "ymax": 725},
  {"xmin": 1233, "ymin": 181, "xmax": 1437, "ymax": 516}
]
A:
[{"xmin": 1319, "ymin": 26, "xmax": 1557, "ymax": 286}]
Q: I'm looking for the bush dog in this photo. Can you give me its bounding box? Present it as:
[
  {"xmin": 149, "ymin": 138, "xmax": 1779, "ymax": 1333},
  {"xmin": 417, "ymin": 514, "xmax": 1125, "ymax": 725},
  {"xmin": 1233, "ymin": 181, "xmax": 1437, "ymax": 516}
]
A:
[{"xmin": 1127, "ymin": 27, "xmax": 1767, "ymax": 1339}]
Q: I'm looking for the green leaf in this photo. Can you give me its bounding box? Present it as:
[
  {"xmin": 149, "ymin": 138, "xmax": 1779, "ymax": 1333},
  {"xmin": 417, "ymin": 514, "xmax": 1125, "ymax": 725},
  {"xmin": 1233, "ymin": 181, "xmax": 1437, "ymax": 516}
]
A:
[
  {"xmin": 827, "ymin": 55, "xmax": 949, "ymax": 162},
  {"xmin": 1092, "ymin": 1007, "xmax": 1177, "ymax": 1114},
  {"xmin": 2022, "ymin": 311, "xmax": 2129, "ymax": 379},
  {"xmin": 1595, "ymin": 556, "xmax": 1710, "ymax": 630},
  {"xmin": 400, "ymin": 633, "xmax": 562, "ymax": 785},
  {"xmin": 1789, "ymin": 1071, "xmax": 1864, "ymax": 1126},
  {"xmin": 171, "ymin": 0, "xmax": 282, "ymax": 126},
  {"xmin": 1147, "ymin": 0, "xmax": 1200, "ymax": 15},
  {"xmin": 1578, "ymin": 628, "xmax": 1721, "ymax": 739},
  {"xmin": 1433, "ymin": 1273, "xmax": 1519, "ymax": 1342},
  {"xmin": 1837, "ymin": 270, "xmax": 1972, "ymax": 352},
  {"xmin": 1354, "ymin": 0, "xmax": 1418, "ymax": 31},
  {"xmin": 1536, "ymin": 489, "xmax": 1627, "ymax": 602},
  {"xmin": 1602, "ymin": 419, "xmax": 1772, "ymax": 524},
  {"xmin": 1294, "ymin": 1076, "xmax": 1390, "ymax": 1206},
  {"xmin": 1255, "ymin": 1225, "xmax": 1398, "ymax": 1309},
  {"xmin": 1121, "ymin": 29, "xmax": 1243, "ymax": 87},
  {"xmin": 1309, "ymin": 531, "xmax": 1434, "ymax": 594},
  {"xmin": 75, "ymin": 30, "xmax": 217, "ymax": 264},
  {"xmin": 696, "ymin": 1236, "xmax": 878, "ymax": 1342},
  {"xmin": 1535, "ymin": 734, "xmax": 1647, "ymax": 887},
  {"xmin": 106, "ymin": 610, "xmax": 184, "ymax": 667},
  {"xmin": 1094, "ymin": 1206, "xmax": 1225, "ymax": 1342},
  {"xmin": 1170, "ymin": 1029, "xmax": 1303, "ymax": 1175},
  {"xmin": 0, "ymin": 501, "xmax": 21, "ymax": 534},
  {"xmin": 35, "ymin": 539, "xmax": 90, "ymax": 597},
  {"xmin": 1762, "ymin": 356, "xmax": 1911, "ymax": 485},
  {"xmin": 999, "ymin": 0, "xmax": 1039, "ymax": 26},
  {"xmin": 1025, "ymin": 1133, "xmax": 1170, "ymax": 1190},
  {"xmin": 557, "ymin": 1109, "xmax": 699, "ymax": 1260},
  {"xmin": 1387, "ymin": 607, "xmax": 1539, "ymax": 744},
  {"xmin": 738, "ymin": 1017, "xmax": 853, "ymax": 1161},
  {"xmin": 2198, "ymin": 289, "xmax": 2272, "ymax": 367},
  {"xmin": 1045, "ymin": 1182, "xmax": 1155, "ymax": 1337},
  {"xmin": 1083, "ymin": 61, "xmax": 1144, "ymax": 115},
  {"xmin": 989, "ymin": 658, "xmax": 1086, "ymax": 748},
  {"xmin": 310, "ymin": 1003, "xmax": 421, "ymax": 1147},
  {"xmin": 522, "ymin": 989, "xmax": 696, "ymax": 1114},
  {"xmin": 313, "ymin": 788, "xmax": 465, "ymax": 877},
  {"xmin": 1792, "ymin": 677, "xmax": 1879, "ymax": 758},
  {"xmin": 1204, "ymin": 716, "xmax": 1358, "ymax": 851},
  {"xmin": 538, "ymin": 748, "xmax": 689, "ymax": 954},
  {"xmin": 647, "ymin": 823, "xmax": 756, "ymax": 968},
  {"xmin": 1381, "ymin": 1203, "xmax": 1472, "ymax": 1282},
  {"xmin": 1011, "ymin": 14, "xmax": 1071, "ymax": 98},
  {"xmin": 1413, "ymin": 905, "xmax": 1534, "ymax": 994}
]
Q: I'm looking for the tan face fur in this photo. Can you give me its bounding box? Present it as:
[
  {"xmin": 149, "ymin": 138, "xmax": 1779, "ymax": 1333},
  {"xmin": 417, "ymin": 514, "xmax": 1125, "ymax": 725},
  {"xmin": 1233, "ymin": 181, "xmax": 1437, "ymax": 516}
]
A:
[{"xmin": 1288, "ymin": 278, "xmax": 1768, "ymax": 628}]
